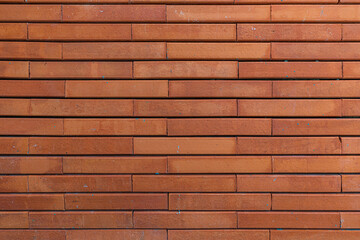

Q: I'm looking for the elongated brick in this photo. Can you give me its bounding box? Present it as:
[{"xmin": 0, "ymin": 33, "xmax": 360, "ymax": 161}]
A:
[
  {"xmin": 0, "ymin": 5, "xmax": 61, "ymax": 22},
  {"xmin": 0, "ymin": 118, "xmax": 63, "ymax": 135},
  {"xmin": 0, "ymin": 194, "xmax": 64, "ymax": 210},
  {"xmin": 0, "ymin": 212, "xmax": 28, "ymax": 229},
  {"xmin": 66, "ymin": 230, "xmax": 166, "ymax": 240},
  {"xmin": 168, "ymin": 230, "xmax": 269, "ymax": 240},
  {"xmin": 0, "ymin": 61, "xmax": 28, "ymax": 79},
  {"xmin": 0, "ymin": 23, "xmax": 27, "ymax": 40},
  {"xmin": 0, "ymin": 80, "xmax": 65, "ymax": 97},
  {"xmin": 0, "ymin": 157, "xmax": 62, "ymax": 174}
]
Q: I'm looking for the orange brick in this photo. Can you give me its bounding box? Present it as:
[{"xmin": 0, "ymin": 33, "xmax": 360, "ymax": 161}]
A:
[
  {"xmin": 0, "ymin": 118, "xmax": 63, "ymax": 135},
  {"xmin": 0, "ymin": 42, "xmax": 61, "ymax": 60},
  {"xmin": 167, "ymin": 5, "xmax": 270, "ymax": 22},
  {"xmin": 29, "ymin": 212, "xmax": 132, "ymax": 229},
  {"xmin": 273, "ymin": 43, "xmax": 360, "ymax": 60},
  {"xmin": 237, "ymin": 175, "xmax": 341, "ymax": 192},
  {"xmin": 0, "ymin": 61, "xmax": 28, "ymax": 78},
  {"xmin": 271, "ymin": 230, "xmax": 360, "ymax": 240},
  {"xmin": 66, "ymin": 80, "xmax": 168, "ymax": 98},
  {"xmin": 0, "ymin": 5, "xmax": 61, "ymax": 22},
  {"xmin": 133, "ymin": 175, "xmax": 236, "ymax": 192},
  {"xmin": 0, "ymin": 157, "xmax": 62, "ymax": 174},
  {"xmin": 29, "ymin": 0, "xmax": 128, "ymax": 2},
  {"xmin": 343, "ymin": 62, "xmax": 360, "ymax": 79},
  {"xmin": 0, "ymin": 194, "xmax": 64, "ymax": 210},
  {"xmin": 342, "ymin": 138, "xmax": 360, "ymax": 154},
  {"xmin": 30, "ymin": 99, "xmax": 133, "ymax": 117},
  {"xmin": 29, "ymin": 137, "xmax": 132, "ymax": 155},
  {"xmin": 342, "ymin": 99, "xmax": 360, "ymax": 116},
  {"xmin": 167, "ymin": 43, "xmax": 270, "ymax": 60},
  {"xmin": 134, "ymin": 212, "xmax": 237, "ymax": 229},
  {"xmin": 238, "ymin": 212, "xmax": 340, "ymax": 229},
  {"xmin": 272, "ymin": 194, "xmax": 360, "ymax": 210},
  {"xmin": 0, "ymin": 231, "xmax": 64, "ymax": 240},
  {"xmin": 341, "ymin": 213, "xmax": 360, "ymax": 228},
  {"xmin": 0, "ymin": 23, "xmax": 27, "ymax": 40},
  {"xmin": 63, "ymin": 157, "xmax": 167, "ymax": 174},
  {"xmin": 30, "ymin": 62, "xmax": 132, "ymax": 79},
  {"xmin": 63, "ymin": 5, "xmax": 165, "ymax": 22},
  {"xmin": 273, "ymin": 119, "xmax": 360, "ymax": 136},
  {"xmin": 29, "ymin": 23, "xmax": 131, "ymax": 41},
  {"xmin": 65, "ymin": 194, "xmax": 168, "ymax": 210},
  {"xmin": 168, "ymin": 156, "xmax": 271, "ymax": 173},
  {"xmin": 342, "ymin": 0, "xmax": 360, "ymax": 2},
  {"xmin": 66, "ymin": 230, "xmax": 166, "ymax": 240},
  {"xmin": 0, "ymin": 80, "xmax": 64, "ymax": 97},
  {"xmin": 238, "ymin": 100, "xmax": 341, "ymax": 117},
  {"xmin": 169, "ymin": 80, "xmax": 272, "ymax": 98},
  {"xmin": 168, "ymin": 230, "xmax": 269, "ymax": 240},
  {"xmin": 169, "ymin": 193, "xmax": 270, "ymax": 210},
  {"xmin": 238, "ymin": 61, "xmax": 341, "ymax": 79},
  {"xmin": 64, "ymin": 118, "xmax": 166, "ymax": 136},
  {"xmin": 0, "ymin": 176, "xmax": 28, "ymax": 193},
  {"xmin": 134, "ymin": 137, "xmax": 236, "ymax": 155},
  {"xmin": 168, "ymin": 119, "xmax": 271, "ymax": 136},
  {"xmin": 132, "ymin": 0, "xmax": 234, "ymax": 3},
  {"xmin": 237, "ymin": 24, "xmax": 341, "ymax": 41},
  {"xmin": 0, "ymin": 99, "xmax": 30, "ymax": 116},
  {"xmin": 134, "ymin": 100, "xmax": 237, "ymax": 117},
  {"xmin": 237, "ymin": 0, "xmax": 338, "ymax": 2},
  {"xmin": 29, "ymin": 175, "xmax": 131, "ymax": 192},
  {"xmin": 132, "ymin": 24, "xmax": 236, "ymax": 41},
  {"xmin": 134, "ymin": 61, "xmax": 238, "ymax": 79},
  {"xmin": 273, "ymin": 156, "xmax": 360, "ymax": 173},
  {"xmin": 342, "ymin": 175, "xmax": 360, "ymax": 192},
  {"xmin": 0, "ymin": 212, "xmax": 28, "ymax": 228},
  {"xmin": 63, "ymin": 42, "xmax": 166, "ymax": 60},
  {"xmin": 343, "ymin": 24, "xmax": 360, "ymax": 41},
  {"xmin": 272, "ymin": 5, "xmax": 360, "ymax": 22},
  {"xmin": 237, "ymin": 137, "xmax": 341, "ymax": 154},
  {"xmin": 273, "ymin": 81, "xmax": 360, "ymax": 98},
  {"xmin": 0, "ymin": 137, "xmax": 28, "ymax": 154}
]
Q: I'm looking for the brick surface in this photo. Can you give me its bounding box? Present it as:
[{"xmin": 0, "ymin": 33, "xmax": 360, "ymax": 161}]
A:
[
  {"xmin": 271, "ymin": 230, "xmax": 360, "ymax": 240},
  {"xmin": 341, "ymin": 213, "xmax": 360, "ymax": 229},
  {"xmin": 0, "ymin": 42, "xmax": 61, "ymax": 60},
  {"xmin": 0, "ymin": 176, "xmax": 28, "ymax": 193},
  {"xmin": 0, "ymin": 137, "xmax": 28, "ymax": 154},
  {"xmin": 0, "ymin": 212, "xmax": 28, "ymax": 228},
  {"xmin": 0, "ymin": 81, "xmax": 65, "ymax": 97},
  {"xmin": 0, "ymin": 231, "xmax": 65, "ymax": 240},
  {"xmin": 0, "ymin": 5, "xmax": 61, "ymax": 22},
  {"xmin": 0, "ymin": 157, "xmax": 63, "ymax": 174},
  {"xmin": 168, "ymin": 230, "xmax": 269, "ymax": 240},
  {"xmin": 66, "ymin": 230, "xmax": 166, "ymax": 240},
  {"xmin": 0, "ymin": 118, "xmax": 63, "ymax": 135},
  {"xmin": 0, "ymin": 61, "xmax": 28, "ymax": 79},
  {"xmin": 0, "ymin": 23, "xmax": 27, "ymax": 40},
  {"xmin": 0, "ymin": 194, "xmax": 64, "ymax": 210}
]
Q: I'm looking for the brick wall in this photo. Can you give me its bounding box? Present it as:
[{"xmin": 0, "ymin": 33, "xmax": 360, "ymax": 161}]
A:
[{"xmin": 0, "ymin": 0, "xmax": 360, "ymax": 239}]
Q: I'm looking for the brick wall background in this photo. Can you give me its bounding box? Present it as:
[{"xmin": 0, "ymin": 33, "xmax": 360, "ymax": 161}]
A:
[{"xmin": 1, "ymin": 0, "xmax": 360, "ymax": 239}]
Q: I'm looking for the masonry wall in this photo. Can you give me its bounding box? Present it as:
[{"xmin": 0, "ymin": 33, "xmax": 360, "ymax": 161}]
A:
[{"xmin": 0, "ymin": 0, "xmax": 360, "ymax": 239}]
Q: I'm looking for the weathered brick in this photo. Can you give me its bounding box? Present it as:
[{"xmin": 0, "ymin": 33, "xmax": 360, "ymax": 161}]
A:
[{"xmin": 0, "ymin": 137, "xmax": 28, "ymax": 154}]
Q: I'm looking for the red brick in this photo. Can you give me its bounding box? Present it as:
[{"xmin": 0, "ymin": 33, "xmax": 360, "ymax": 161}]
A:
[
  {"xmin": 0, "ymin": 194, "xmax": 64, "ymax": 210},
  {"xmin": 30, "ymin": 62, "xmax": 132, "ymax": 79},
  {"xmin": 63, "ymin": 5, "xmax": 165, "ymax": 22},
  {"xmin": 167, "ymin": 43, "xmax": 270, "ymax": 60},
  {"xmin": 271, "ymin": 230, "xmax": 360, "ymax": 240},
  {"xmin": 134, "ymin": 137, "xmax": 237, "ymax": 154},
  {"xmin": 168, "ymin": 230, "xmax": 269, "ymax": 240},
  {"xmin": 0, "ymin": 212, "xmax": 28, "ymax": 229},
  {"xmin": 0, "ymin": 118, "xmax": 63, "ymax": 135},
  {"xmin": 66, "ymin": 80, "xmax": 168, "ymax": 98},
  {"xmin": 134, "ymin": 61, "xmax": 238, "ymax": 79},
  {"xmin": 0, "ymin": 5, "xmax": 61, "ymax": 22},
  {"xmin": 29, "ymin": 137, "xmax": 133, "ymax": 155},
  {"xmin": 134, "ymin": 100, "xmax": 237, "ymax": 117},
  {"xmin": 0, "ymin": 137, "xmax": 28, "ymax": 154},
  {"xmin": 342, "ymin": 175, "xmax": 360, "ymax": 192},
  {"xmin": 341, "ymin": 213, "xmax": 360, "ymax": 228},
  {"xmin": 29, "ymin": 212, "xmax": 132, "ymax": 229},
  {"xmin": 65, "ymin": 194, "xmax": 168, "ymax": 210},
  {"xmin": 134, "ymin": 212, "xmax": 237, "ymax": 229},
  {"xmin": 169, "ymin": 193, "xmax": 270, "ymax": 210},
  {"xmin": 273, "ymin": 43, "xmax": 360, "ymax": 60},
  {"xmin": 0, "ymin": 61, "xmax": 28, "ymax": 79},
  {"xmin": 0, "ymin": 176, "xmax": 28, "ymax": 193},
  {"xmin": 237, "ymin": 137, "xmax": 341, "ymax": 154},
  {"xmin": 167, "ymin": 5, "xmax": 270, "ymax": 22},
  {"xmin": 273, "ymin": 119, "xmax": 360, "ymax": 136},
  {"xmin": 273, "ymin": 81, "xmax": 360, "ymax": 98},
  {"xmin": 66, "ymin": 230, "xmax": 166, "ymax": 240},
  {"xmin": 0, "ymin": 80, "xmax": 64, "ymax": 97},
  {"xmin": 133, "ymin": 175, "xmax": 236, "ymax": 192},
  {"xmin": 343, "ymin": 24, "xmax": 360, "ymax": 40},
  {"xmin": 0, "ymin": 157, "xmax": 62, "ymax": 174},
  {"xmin": 273, "ymin": 156, "xmax": 360, "ymax": 173},
  {"xmin": 343, "ymin": 62, "xmax": 360, "ymax": 79},
  {"xmin": 168, "ymin": 119, "xmax": 271, "ymax": 136},
  {"xmin": 237, "ymin": 175, "xmax": 341, "ymax": 192},
  {"xmin": 64, "ymin": 118, "xmax": 166, "ymax": 136},
  {"xmin": 237, "ymin": 0, "xmax": 338, "ymax": 2},
  {"xmin": 238, "ymin": 100, "xmax": 341, "ymax": 117},
  {"xmin": 342, "ymin": 99, "xmax": 360, "ymax": 116},
  {"xmin": 29, "ymin": 175, "xmax": 131, "ymax": 192},
  {"xmin": 342, "ymin": 138, "xmax": 360, "ymax": 154},
  {"xmin": 133, "ymin": 24, "xmax": 236, "ymax": 41},
  {"xmin": 238, "ymin": 212, "xmax": 340, "ymax": 229},
  {"xmin": 30, "ymin": 99, "xmax": 133, "ymax": 117},
  {"xmin": 0, "ymin": 99, "xmax": 30, "ymax": 116},
  {"xmin": 168, "ymin": 156, "xmax": 271, "ymax": 173},
  {"xmin": 272, "ymin": 5, "xmax": 360, "ymax": 22},
  {"xmin": 0, "ymin": 42, "xmax": 61, "ymax": 60},
  {"xmin": 0, "ymin": 231, "xmax": 65, "ymax": 240},
  {"xmin": 272, "ymin": 194, "xmax": 360, "ymax": 210},
  {"xmin": 237, "ymin": 24, "xmax": 341, "ymax": 41},
  {"xmin": 132, "ymin": 0, "xmax": 233, "ymax": 3},
  {"xmin": 169, "ymin": 80, "xmax": 272, "ymax": 98},
  {"xmin": 0, "ymin": 23, "xmax": 27, "ymax": 40},
  {"xmin": 63, "ymin": 42, "xmax": 166, "ymax": 60},
  {"xmin": 342, "ymin": 0, "xmax": 360, "ymax": 2},
  {"xmin": 63, "ymin": 157, "xmax": 167, "ymax": 174},
  {"xmin": 238, "ymin": 62, "xmax": 341, "ymax": 79},
  {"xmin": 29, "ymin": 0, "xmax": 128, "ymax": 2}
]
